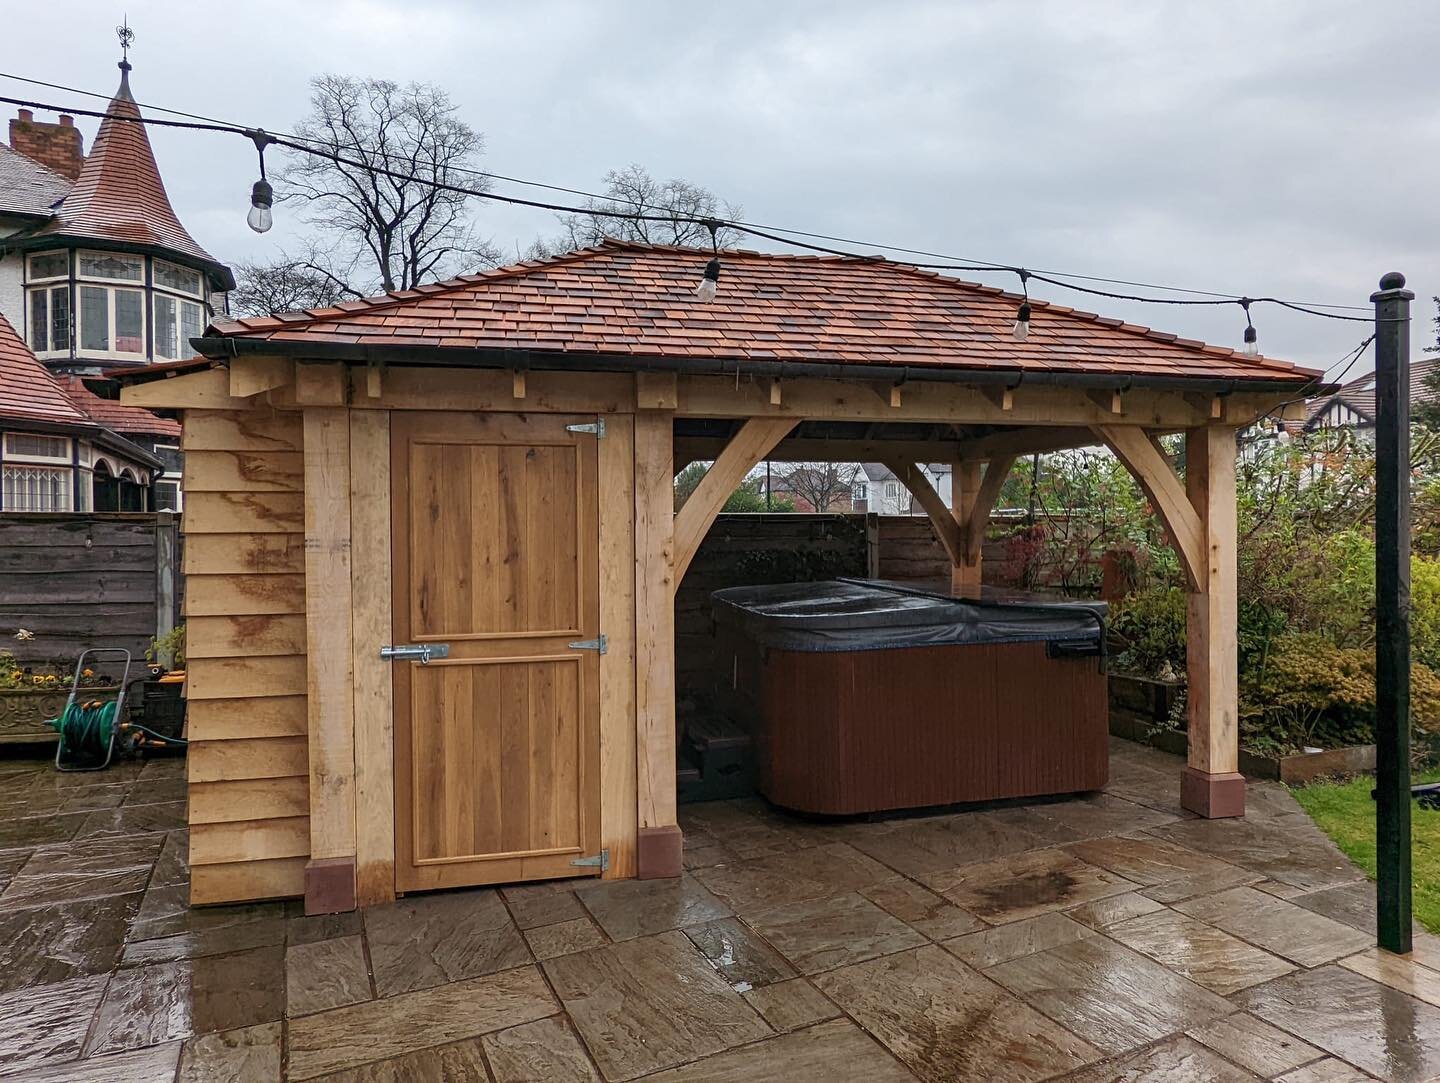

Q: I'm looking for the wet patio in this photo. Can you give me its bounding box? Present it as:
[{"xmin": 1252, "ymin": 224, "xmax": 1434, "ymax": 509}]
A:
[{"xmin": 1, "ymin": 740, "xmax": 1438, "ymax": 1082}]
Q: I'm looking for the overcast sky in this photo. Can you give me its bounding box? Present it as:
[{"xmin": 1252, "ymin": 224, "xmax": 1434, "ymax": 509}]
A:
[{"xmin": 7, "ymin": 1, "xmax": 1436, "ymax": 376}]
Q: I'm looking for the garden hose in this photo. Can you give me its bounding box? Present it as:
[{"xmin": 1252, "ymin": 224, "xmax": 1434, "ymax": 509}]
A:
[
  {"xmin": 119, "ymin": 722, "xmax": 188, "ymax": 748},
  {"xmin": 47, "ymin": 700, "xmax": 117, "ymax": 764}
]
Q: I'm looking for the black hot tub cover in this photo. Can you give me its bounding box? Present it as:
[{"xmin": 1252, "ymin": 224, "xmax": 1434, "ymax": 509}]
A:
[{"xmin": 711, "ymin": 578, "xmax": 1106, "ymax": 655}]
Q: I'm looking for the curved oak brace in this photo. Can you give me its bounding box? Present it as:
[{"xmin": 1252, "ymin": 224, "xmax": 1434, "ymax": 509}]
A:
[
  {"xmin": 1095, "ymin": 425, "xmax": 1204, "ymax": 591},
  {"xmin": 880, "ymin": 457, "xmax": 962, "ymax": 566},
  {"xmin": 964, "ymin": 455, "xmax": 1017, "ymax": 563},
  {"xmin": 673, "ymin": 417, "xmax": 798, "ymax": 587}
]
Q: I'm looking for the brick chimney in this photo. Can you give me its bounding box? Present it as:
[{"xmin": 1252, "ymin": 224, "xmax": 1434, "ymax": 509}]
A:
[{"xmin": 9, "ymin": 109, "xmax": 85, "ymax": 181}]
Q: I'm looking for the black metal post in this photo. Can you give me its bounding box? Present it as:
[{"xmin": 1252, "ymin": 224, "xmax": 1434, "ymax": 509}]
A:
[{"xmin": 1373, "ymin": 270, "xmax": 1413, "ymax": 954}]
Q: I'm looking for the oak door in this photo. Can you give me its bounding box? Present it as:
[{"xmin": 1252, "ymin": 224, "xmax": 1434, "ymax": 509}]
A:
[{"xmin": 391, "ymin": 412, "xmax": 602, "ymax": 892}]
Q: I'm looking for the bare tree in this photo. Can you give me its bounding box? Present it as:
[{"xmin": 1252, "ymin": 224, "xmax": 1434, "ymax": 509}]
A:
[
  {"xmin": 529, "ymin": 164, "xmax": 742, "ymax": 258},
  {"xmin": 278, "ymin": 75, "xmax": 501, "ymax": 294},
  {"xmin": 782, "ymin": 463, "xmax": 861, "ymax": 512},
  {"xmin": 231, "ymin": 255, "xmax": 360, "ymax": 317}
]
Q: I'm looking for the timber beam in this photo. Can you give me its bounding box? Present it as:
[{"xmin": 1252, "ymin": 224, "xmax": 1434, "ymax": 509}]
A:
[{"xmin": 880, "ymin": 457, "xmax": 962, "ymax": 566}]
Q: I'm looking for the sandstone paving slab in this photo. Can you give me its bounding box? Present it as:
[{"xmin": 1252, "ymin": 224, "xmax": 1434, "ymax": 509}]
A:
[
  {"xmin": 1339, "ymin": 948, "xmax": 1440, "ymax": 1010},
  {"xmin": 1239, "ymin": 964, "xmax": 1440, "ymax": 1083},
  {"xmin": 500, "ymin": 880, "xmax": 587, "ymax": 930},
  {"xmin": 286, "ymin": 966, "xmax": 556, "ymax": 1081},
  {"xmin": 120, "ymin": 914, "xmax": 288, "ymax": 967},
  {"xmin": 1186, "ymin": 1010, "xmax": 1325, "ymax": 1078},
  {"xmin": 483, "ymin": 1015, "xmax": 601, "ymax": 1082},
  {"xmin": 79, "ymin": 799, "xmax": 187, "ymax": 838},
  {"xmin": 0, "ymin": 890, "xmax": 139, "ymax": 993},
  {"xmin": 1147, "ymin": 816, "xmax": 1359, "ymax": 893},
  {"xmin": 287, "ymin": 934, "xmax": 373, "ymax": 1016},
  {"xmin": 18, "ymin": 1042, "xmax": 181, "ymax": 1083},
  {"xmin": 857, "ymin": 875, "xmax": 984, "ymax": 939},
  {"xmin": 922, "ymin": 846, "xmax": 1137, "ymax": 924},
  {"xmin": 177, "ymin": 1021, "xmax": 282, "ymax": 1082},
  {"xmin": 1292, "ymin": 881, "xmax": 1378, "ymax": 933},
  {"xmin": 1274, "ymin": 1058, "xmax": 1379, "ymax": 1082},
  {"xmin": 287, "ymin": 909, "xmax": 363, "ymax": 946},
  {"xmin": 86, "ymin": 944, "xmax": 285, "ymax": 1055},
  {"xmin": 1064, "ymin": 833, "xmax": 1250, "ymax": 888},
  {"xmin": 0, "ymin": 810, "xmax": 88, "ymax": 849},
  {"xmin": 983, "ymin": 934, "xmax": 1233, "ymax": 1055},
  {"xmin": 813, "ymin": 943, "xmax": 1101, "ymax": 1083},
  {"xmin": 128, "ymin": 884, "xmax": 286, "ymax": 942},
  {"xmin": 542, "ymin": 930, "xmax": 771, "ymax": 1080},
  {"xmin": 124, "ymin": 778, "xmax": 188, "ymax": 806},
  {"xmin": 575, "ymin": 872, "xmax": 730, "ymax": 941},
  {"xmin": 683, "ymin": 916, "xmax": 794, "ymax": 990},
  {"xmin": 524, "ymin": 916, "xmax": 608, "ymax": 961},
  {"xmin": 149, "ymin": 831, "xmax": 190, "ymax": 889},
  {"xmin": 1104, "ymin": 907, "xmax": 1296, "ymax": 995},
  {"xmin": 364, "ymin": 887, "xmax": 530, "ymax": 997},
  {"xmin": 943, "ymin": 911, "xmax": 1098, "ymax": 969},
  {"xmin": 741, "ymin": 978, "xmax": 840, "ymax": 1032},
  {"xmin": 0, "ymin": 864, "xmax": 151, "ymax": 909},
  {"xmin": 305, "ymin": 1038, "xmax": 493, "ymax": 1082},
  {"xmin": 693, "ymin": 842, "xmax": 894, "ymax": 913},
  {"xmin": 639, "ymin": 1018, "xmax": 915, "ymax": 1082},
  {"xmin": 1015, "ymin": 792, "xmax": 1179, "ymax": 841},
  {"xmin": 1174, "ymin": 886, "xmax": 1372, "ymax": 968},
  {"xmin": 846, "ymin": 809, "xmax": 1047, "ymax": 878},
  {"xmin": 1053, "ymin": 1035, "xmax": 1257, "ymax": 1082},
  {"xmin": 746, "ymin": 892, "xmax": 926, "ymax": 975},
  {"xmin": 0, "ymin": 972, "xmax": 109, "ymax": 1078},
  {"xmin": 681, "ymin": 841, "xmax": 734, "ymax": 871},
  {"xmin": 1065, "ymin": 890, "xmax": 1166, "ymax": 929}
]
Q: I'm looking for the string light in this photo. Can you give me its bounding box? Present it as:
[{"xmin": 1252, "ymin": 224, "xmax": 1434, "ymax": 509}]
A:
[
  {"xmin": 695, "ymin": 220, "xmax": 720, "ymax": 303},
  {"xmin": 1011, "ymin": 271, "xmax": 1032, "ymax": 342},
  {"xmin": 0, "ymin": 87, "xmax": 1402, "ymax": 328},
  {"xmin": 245, "ymin": 129, "xmax": 276, "ymax": 234},
  {"xmin": 1241, "ymin": 299, "xmax": 1258, "ymax": 357}
]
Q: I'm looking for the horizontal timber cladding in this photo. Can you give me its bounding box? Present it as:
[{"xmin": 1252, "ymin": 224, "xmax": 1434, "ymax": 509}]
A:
[
  {"xmin": 182, "ymin": 406, "xmax": 311, "ymax": 905},
  {"xmin": 0, "ymin": 513, "xmax": 180, "ymax": 666}
]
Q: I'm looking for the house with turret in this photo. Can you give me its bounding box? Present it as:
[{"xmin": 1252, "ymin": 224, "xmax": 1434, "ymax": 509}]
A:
[{"xmin": 0, "ymin": 45, "xmax": 232, "ymax": 511}]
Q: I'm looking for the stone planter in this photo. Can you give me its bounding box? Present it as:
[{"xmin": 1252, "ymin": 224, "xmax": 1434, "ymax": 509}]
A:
[{"xmin": 0, "ymin": 686, "xmax": 120, "ymax": 743}]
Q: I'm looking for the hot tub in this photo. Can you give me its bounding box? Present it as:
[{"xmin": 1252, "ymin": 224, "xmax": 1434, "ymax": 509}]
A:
[{"xmin": 711, "ymin": 579, "xmax": 1108, "ymax": 815}]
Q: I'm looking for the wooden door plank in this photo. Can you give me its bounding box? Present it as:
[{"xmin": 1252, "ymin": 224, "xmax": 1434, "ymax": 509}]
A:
[
  {"xmin": 303, "ymin": 408, "xmax": 358, "ymax": 872},
  {"xmin": 350, "ymin": 409, "xmax": 396, "ymax": 906}
]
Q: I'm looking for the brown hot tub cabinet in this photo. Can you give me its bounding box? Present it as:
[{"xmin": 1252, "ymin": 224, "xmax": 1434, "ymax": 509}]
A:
[{"xmin": 712, "ymin": 580, "xmax": 1108, "ymax": 815}]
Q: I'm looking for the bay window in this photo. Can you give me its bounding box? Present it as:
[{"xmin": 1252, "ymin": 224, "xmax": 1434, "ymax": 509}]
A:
[
  {"xmin": 153, "ymin": 292, "xmax": 206, "ymax": 360},
  {"xmin": 79, "ymin": 284, "xmax": 146, "ymax": 357},
  {"xmin": 2, "ymin": 464, "xmax": 72, "ymax": 511},
  {"xmin": 27, "ymin": 284, "xmax": 71, "ymax": 355}
]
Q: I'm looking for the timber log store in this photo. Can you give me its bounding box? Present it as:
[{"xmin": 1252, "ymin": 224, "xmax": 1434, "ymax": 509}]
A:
[{"xmin": 117, "ymin": 240, "xmax": 1317, "ymax": 914}]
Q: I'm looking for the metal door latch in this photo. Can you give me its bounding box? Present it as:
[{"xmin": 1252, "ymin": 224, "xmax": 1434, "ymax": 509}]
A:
[
  {"xmin": 565, "ymin": 418, "xmax": 606, "ymax": 437},
  {"xmin": 567, "ymin": 635, "xmax": 607, "ymax": 655},
  {"xmin": 379, "ymin": 643, "xmax": 450, "ymax": 664}
]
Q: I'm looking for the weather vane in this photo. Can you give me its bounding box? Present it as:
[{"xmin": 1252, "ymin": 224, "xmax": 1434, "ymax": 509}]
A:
[{"xmin": 117, "ymin": 17, "xmax": 134, "ymax": 66}]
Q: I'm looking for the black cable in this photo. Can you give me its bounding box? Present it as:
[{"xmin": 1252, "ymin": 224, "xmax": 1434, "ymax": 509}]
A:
[{"xmin": 0, "ymin": 87, "xmax": 1403, "ymax": 325}]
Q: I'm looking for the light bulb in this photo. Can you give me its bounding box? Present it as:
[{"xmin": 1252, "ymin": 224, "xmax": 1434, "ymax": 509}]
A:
[
  {"xmin": 695, "ymin": 257, "xmax": 720, "ymax": 303},
  {"xmin": 1243, "ymin": 325, "xmax": 1258, "ymax": 357},
  {"xmin": 1011, "ymin": 301, "xmax": 1031, "ymax": 342},
  {"xmin": 248, "ymin": 179, "xmax": 274, "ymax": 234}
]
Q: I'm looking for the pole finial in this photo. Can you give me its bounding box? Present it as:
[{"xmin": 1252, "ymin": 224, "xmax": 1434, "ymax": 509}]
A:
[{"xmin": 1379, "ymin": 271, "xmax": 1407, "ymax": 291}]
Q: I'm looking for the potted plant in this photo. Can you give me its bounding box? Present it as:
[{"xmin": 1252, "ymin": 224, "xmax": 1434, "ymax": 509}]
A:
[{"xmin": 136, "ymin": 625, "xmax": 186, "ymax": 741}]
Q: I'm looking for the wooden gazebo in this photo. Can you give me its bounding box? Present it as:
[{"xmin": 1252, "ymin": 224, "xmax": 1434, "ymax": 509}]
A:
[{"xmin": 120, "ymin": 241, "xmax": 1317, "ymax": 913}]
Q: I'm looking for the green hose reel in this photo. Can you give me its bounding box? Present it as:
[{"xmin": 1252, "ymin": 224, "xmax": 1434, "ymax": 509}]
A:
[{"xmin": 48, "ymin": 700, "xmax": 119, "ymax": 768}]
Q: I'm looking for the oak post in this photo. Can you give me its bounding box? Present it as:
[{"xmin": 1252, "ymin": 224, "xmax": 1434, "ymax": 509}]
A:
[
  {"xmin": 951, "ymin": 460, "xmax": 983, "ymax": 597},
  {"xmin": 1181, "ymin": 424, "xmax": 1244, "ymax": 818},
  {"xmin": 633, "ymin": 410, "xmax": 681, "ymax": 877}
]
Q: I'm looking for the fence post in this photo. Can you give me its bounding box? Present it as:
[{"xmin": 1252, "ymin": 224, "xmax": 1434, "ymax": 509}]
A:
[
  {"xmin": 154, "ymin": 510, "xmax": 177, "ymax": 651},
  {"xmin": 865, "ymin": 513, "xmax": 880, "ymax": 578},
  {"xmin": 1372, "ymin": 270, "xmax": 1413, "ymax": 955}
]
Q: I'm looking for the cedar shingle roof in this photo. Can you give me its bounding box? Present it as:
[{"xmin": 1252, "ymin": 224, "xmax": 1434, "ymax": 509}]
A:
[
  {"xmin": 57, "ymin": 375, "xmax": 180, "ymax": 437},
  {"xmin": 0, "ymin": 312, "xmax": 92, "ymax": 426},
  {"xmin": 0, "ymin": 143, "xmax": 71, "ymax": 220},
  {"xmin": 209, "ymin": 241, "xmax": 1318, "ymax": 385},
  {"xmin": 24, "ymin": 65, "xmax": 230, "ymax": 285}
]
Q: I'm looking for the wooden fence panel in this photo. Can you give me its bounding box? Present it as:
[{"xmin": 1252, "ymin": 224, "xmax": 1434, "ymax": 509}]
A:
[{"xmin": 0, "ymin": 512, "xmax": 180, "ymax": 665}]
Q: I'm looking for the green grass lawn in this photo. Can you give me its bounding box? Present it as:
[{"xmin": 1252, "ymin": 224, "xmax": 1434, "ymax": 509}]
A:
[{"xmin": 1291, "ymin": 770, "xmax": 1440, "ymax": 934}]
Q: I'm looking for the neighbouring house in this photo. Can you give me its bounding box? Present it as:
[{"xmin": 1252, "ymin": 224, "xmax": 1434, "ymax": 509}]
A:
[
  {"xmin": 116, "ymin": 240, "xmax": 1315, "ymax": 914},
  {"xmin": 854, "ymin": 462, "xmax": 952, "ymax": 513},
  {"xmin": 1304, "ymin": 355, "xmax": 1440, "ymax": 434},
  {"xmin": 0, "ymin": 310, "xmax": 166, "ymax": 511},
  {"xmin": 758, "ymin": 462, "xmax": 859, "ymax": 511},
  {"xmin": 0, "ymin": 53, "xmax": 234, "ymax": 509}
]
